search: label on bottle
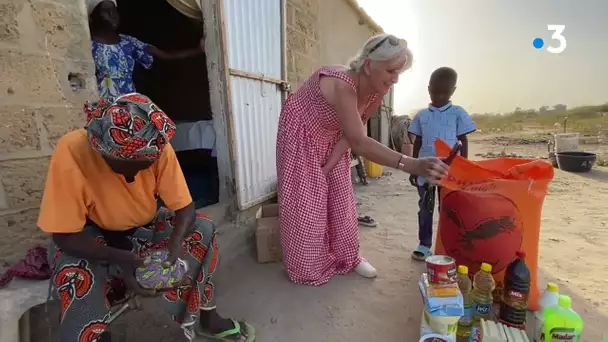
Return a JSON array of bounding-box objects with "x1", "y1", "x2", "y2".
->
[
  {"x1": 533, "y1": 318, "x2": 543, "y2": 342},
  {"x1": 508, "y1": 289, "x2": 524, "y2": 299},
  {"x1": 468, "y1": 327, "x2": 481, "y2": 342},
  {"x1": 505, "y1": 288, "x2": 528, "y2": 306},
  {"x1": 459, "y1": 305, "x2": 473, "y2": 325},
  {"x1": 473, "y1": 302, "x2": 492, "y2": 317},
  {"x1": 548, "y1": 328, "x2": 579, "y2": 341}
]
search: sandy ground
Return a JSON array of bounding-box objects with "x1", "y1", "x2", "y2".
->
[{"x1": 30, "y1": 134, "x2": 608, "y2": 341}]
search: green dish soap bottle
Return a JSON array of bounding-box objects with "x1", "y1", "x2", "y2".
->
[{"x1": 542, "y1": 295, "x2": 583, "y2": 342}]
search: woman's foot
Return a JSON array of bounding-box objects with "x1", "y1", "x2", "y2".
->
[
  {"x1": 99, "y1": 331, "x2": 112, "y2": 342},
  {"x1": 199, "y1": 309, "x2": 235, "y2": 334},
  {"x1": 355, "y1": 259, "x2": 377, "y2": 278},
  {"x1": 198, "y1": 309, "x2": 256, "y2": 341}
]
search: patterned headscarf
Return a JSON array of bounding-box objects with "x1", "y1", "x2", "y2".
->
[{"x1": 84, "y1": 93, "x2": 176, "y2": 161}]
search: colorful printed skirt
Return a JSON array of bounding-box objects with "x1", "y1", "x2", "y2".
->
[{"x1": 47, "y1": 208, "x2": 219, "y2": 341}]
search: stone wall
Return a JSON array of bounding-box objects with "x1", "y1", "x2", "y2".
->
[{"x1": 0, "y1": 0, "x2": 97, "y2": 268}]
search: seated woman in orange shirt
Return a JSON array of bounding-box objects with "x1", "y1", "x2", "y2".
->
[{"x1": 38, "y1": 93, "x2": 254, "y2": 341}]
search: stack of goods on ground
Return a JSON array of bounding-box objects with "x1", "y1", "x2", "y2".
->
[
  {"x1": 418, "y1": 255, "x2": 463, "y2": 341},
  {"x1": 429, "y1": 139, "x2": 583, "y2": 341},
  {"x1": 419, "y1": 252, "x2": 584, "y2": 341},
  {"x1": 433, "y1": 138, "x2": 556, "y2": 312}
]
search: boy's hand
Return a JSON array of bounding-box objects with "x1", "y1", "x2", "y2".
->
[{"x1": 408, "y1": 174, "x2": 417, "y2": 187}]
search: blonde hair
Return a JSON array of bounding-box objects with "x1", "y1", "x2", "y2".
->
[{"x1": 348, "y1": 34, "x2": 413, "y2": 73}]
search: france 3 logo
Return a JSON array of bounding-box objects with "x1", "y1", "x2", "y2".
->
[{"x1": 532, "y1": 25, "x2": 567, "y2": 54}]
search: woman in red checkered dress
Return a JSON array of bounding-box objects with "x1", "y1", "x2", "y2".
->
[{"x1": 276, "y1": 34, "x2": 450, "y2": 285}]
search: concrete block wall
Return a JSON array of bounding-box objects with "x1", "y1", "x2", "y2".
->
[
  {"x1": 285, "y1": 0, "x2": 320, "y2": 91},
  {"x1": 285, "y1": 0, "x2": 379, "y2": 92},
  {"x1": 318, "y1": 0, "x2": 376, "y2": 68},
  {"x1": 0, "y1": 0, "x2": 97, "y2": 268}
]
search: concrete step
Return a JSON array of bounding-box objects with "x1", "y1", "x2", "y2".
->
[
  {"x1": 196, "y1": 201, "x2": 258, "y2": 267},
  {"x1": 195, "y1": 201, "x2": 231, "y2": 224},
  {"x1": 215, "y1": 219, "x2": 256, "y2": 268}
]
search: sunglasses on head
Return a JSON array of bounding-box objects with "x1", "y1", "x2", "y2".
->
[{"x1": 368, "y1": 35, "x2": 406, "y2": 55}]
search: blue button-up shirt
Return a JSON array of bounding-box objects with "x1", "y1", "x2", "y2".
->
[{"x1": 408, "y1": 102, "x2": 476, "y2": 185}]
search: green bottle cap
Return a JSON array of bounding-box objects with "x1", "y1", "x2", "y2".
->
[{"x1": 558, "y1": 295, "x2": 571, "y2": 309}]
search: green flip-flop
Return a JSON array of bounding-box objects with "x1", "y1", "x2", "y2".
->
[
  {"x1": 195, "y1": 319, "x2": 256, "y2": 341},
  {"x1": 411, "y1": 245, "x2": 433, "y2": 261}
]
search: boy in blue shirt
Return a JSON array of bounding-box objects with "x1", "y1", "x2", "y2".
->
[{"x1": 407, "y1": 67, "x2": 477, "y2": 261}]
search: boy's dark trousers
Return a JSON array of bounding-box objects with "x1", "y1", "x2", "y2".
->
[{"x1": 416, "y1": 184, "x2": 441, "y2": 248}]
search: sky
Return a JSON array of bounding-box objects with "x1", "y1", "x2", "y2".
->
[{"x1": 356, "y1": 0, "x2": 608, "y2": 115}]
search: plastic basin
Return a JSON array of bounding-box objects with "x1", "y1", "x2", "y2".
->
[{"x1": 556, "y1": 151, "x2": 597, "y2": 173}]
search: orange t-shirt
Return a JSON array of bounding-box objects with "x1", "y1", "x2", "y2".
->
[{"x1": 38, "y1": 129, "x2": 193, "y2": 233}]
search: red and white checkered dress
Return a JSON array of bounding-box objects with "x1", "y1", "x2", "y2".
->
[{"x1": 276, "y1": 67, "x2": 379, "y2": 285}]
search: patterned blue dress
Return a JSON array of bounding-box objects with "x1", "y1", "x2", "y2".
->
[{"x1": 91, "y1": 34, "x2": 154, "y2": 99}]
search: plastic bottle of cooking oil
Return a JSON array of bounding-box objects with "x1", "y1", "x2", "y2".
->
[
  {"x1": 456, "y1": 265, "x2": 473, "y2": 339},
  {"x1": 471, "y1": 263, "x2": 495, "y2": 325}
]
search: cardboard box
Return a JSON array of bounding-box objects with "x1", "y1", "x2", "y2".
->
[{"x1": 255, "y1": 203, "x2": 282, "y2": 263}]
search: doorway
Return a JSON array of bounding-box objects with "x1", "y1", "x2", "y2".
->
[{"x1": 117, "y1": 0, "x2": 219, "y2": 208}]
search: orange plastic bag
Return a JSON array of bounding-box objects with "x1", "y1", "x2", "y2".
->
[{"x1": 434, "y1": 140, "x2": 554, "y2": 311}]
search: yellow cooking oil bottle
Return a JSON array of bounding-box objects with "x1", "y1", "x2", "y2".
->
[
  {"x1": 471, "y1": 263, "x2": 495, "y2": 324},
  {"x1": 456, "y1": 265, "x2": 473, "y2": 339},
  {"x1": 542, "y1": 295, "x2": 583, "y2": 342}
]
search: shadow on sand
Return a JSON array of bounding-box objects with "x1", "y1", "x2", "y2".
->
[{"x1": 571, "y1": 167, "x2": 608, "y2": 182}]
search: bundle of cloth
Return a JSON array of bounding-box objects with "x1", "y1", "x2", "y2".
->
[{"x1": 389, "y1": 114, "x2": 413, "y2": 152}]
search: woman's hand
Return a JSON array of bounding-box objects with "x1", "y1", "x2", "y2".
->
[
  {"x1": 163, "y1": 203, "x2": 195, "y2": 266},
  {"x1": 163, "y1": 239, "x2": 183, "y2": 267},
  {"x1": 411, "y1": 157, "x2": 449, "y2": 184},
  {"x1": 118, "y1": 253, "x2": 157, "y2": 297},
  {"x1": 321, "y1": 164, "x2": 330, "y2": 176}
]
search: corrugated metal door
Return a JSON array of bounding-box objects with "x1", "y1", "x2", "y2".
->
[{"x1": 221, "y1": 0, "x2": 286, "y2": 210}]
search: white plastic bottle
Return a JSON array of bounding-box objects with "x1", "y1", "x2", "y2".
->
[{"x1": 533, "y1": 282, "x2": 560, "y2": 342}]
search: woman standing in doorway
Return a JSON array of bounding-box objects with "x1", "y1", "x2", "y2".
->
[
  {"x1": 87, "y1": 0, "x2": 204, "y2": 99},
  {"x1": 276, "y1": 34, "x2": 449, "y2": 286}
]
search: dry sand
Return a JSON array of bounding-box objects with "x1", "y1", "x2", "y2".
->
[{"x1": 30, "y1": 133, "x2": 607, "y2": 341}]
